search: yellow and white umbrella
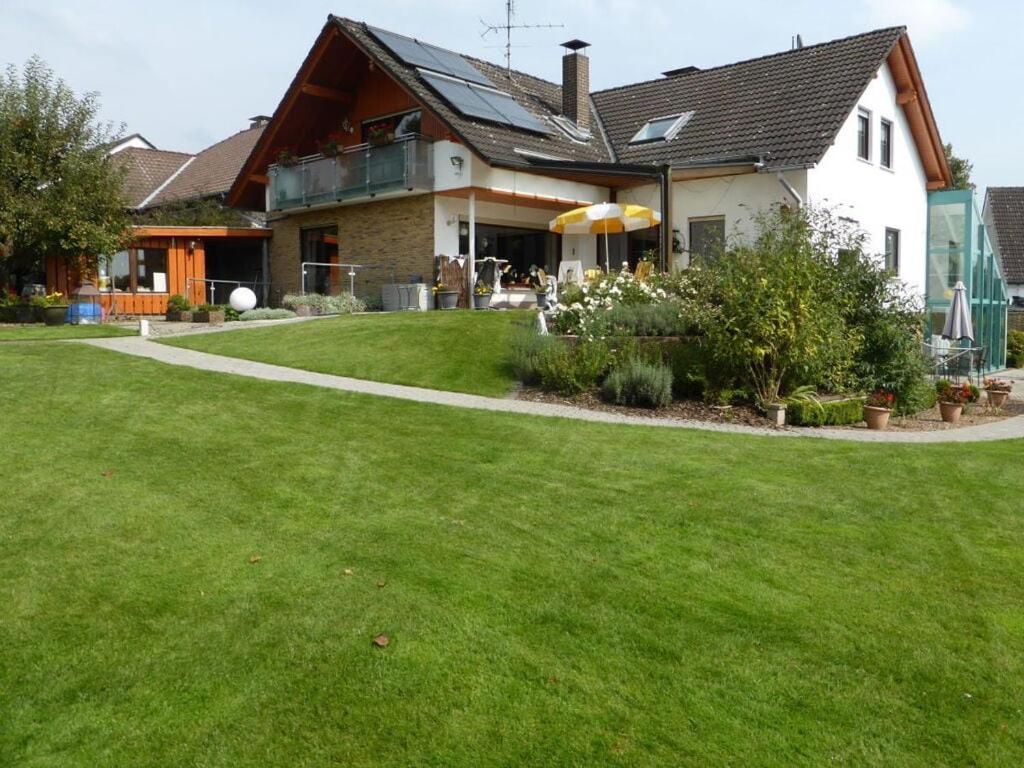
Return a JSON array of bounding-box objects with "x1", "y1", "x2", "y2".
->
[{"x1": 549, "y1": 203, "x2": 662, "y2": 271}]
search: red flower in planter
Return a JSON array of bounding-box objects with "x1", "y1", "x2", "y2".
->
[{"x1": 866, "y1": 387, "x2": 895, "y2": 409}]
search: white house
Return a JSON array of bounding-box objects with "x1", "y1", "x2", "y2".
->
[{"x1": 227, "y1": 17, "x2": 951, "y2": 307}]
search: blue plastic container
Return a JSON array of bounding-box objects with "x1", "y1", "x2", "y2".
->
[{"x1": 67, "y1": 302, "x2": 104, "y2": 325}]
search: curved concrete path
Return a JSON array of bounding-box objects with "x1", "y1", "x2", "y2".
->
[{"x1": 83, "y1": 336, "x2": 1024, "y2": 444}]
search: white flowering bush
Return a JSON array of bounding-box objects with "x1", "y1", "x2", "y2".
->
[{"x1": 549, "y1": 269, "x2": 691, "y2": 339}]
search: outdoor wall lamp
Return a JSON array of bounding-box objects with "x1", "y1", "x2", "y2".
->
[
  {"x1": 450, "y1": 155, "x2": 464, "y2": 175},
  {"x1": 188, "y1": 240, "x2": 197, "y2": 253}
]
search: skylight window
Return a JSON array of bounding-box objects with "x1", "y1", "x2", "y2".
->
[
  {"x1": 629, "y1": 111, "x2": 693, "y2": 144},
  {"x1": 550, "y1": 115, "x2": 591, "y2": 142}
]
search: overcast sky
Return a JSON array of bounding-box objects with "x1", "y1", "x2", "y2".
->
[{"x1": 2, "y1": 0, "x2": 1018, "y2": 191}]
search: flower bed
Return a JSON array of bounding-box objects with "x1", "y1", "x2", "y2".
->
[{"x1": 514, "y1": 206, "x2": 970, "y2": 428}]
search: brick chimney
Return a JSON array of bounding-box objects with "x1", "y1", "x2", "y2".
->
[{"x1": 561, "y1": 40, "x2": 591, "y2": 132}]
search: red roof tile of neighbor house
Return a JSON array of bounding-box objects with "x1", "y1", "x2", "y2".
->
[
  {"x1": 147, "y1": 125, "x2": 265, "y2": 207},
  {"x1": 985, "y1": 187, "x2": 1024, "y2": 284},
  {"x1": 112, "y1": 147, "x2": 193, "y2": 208}
]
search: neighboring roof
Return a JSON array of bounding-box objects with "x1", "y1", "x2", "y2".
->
[
  {"x1": 111, "y1": 147, "x2": 193, "y2": 208},
  {"x1": 147, "y1": 125, "x2": 264, "y2": 207},
  {"x1": 985, "y1": 187, "x2": 1024, "y2": 284},
  {"x1": 335, "y1": 18, "x2": 611, "y2": 167},
  {"x1": 592, "y1": 27, "x2": 904, "y2": 169},
  {"x1": 107, "y1": 133, "x2": 157, "y2": 154}
]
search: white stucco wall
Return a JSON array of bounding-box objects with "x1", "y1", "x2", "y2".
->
[
  {"x1": 807, "y1": 62, "x2": 929, "y2": 299},
  {"x1": 619, "y1": 171, "x2": 807, "y2": 267}
]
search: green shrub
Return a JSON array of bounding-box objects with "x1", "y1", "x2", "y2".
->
[
  {"x1": 600, "y1": 359, "x2": 673, "y2": 408},
  {"x1": 604, "y1": 302, "x2": 694, "y2": 337},
  {"x1": 166, "y1": 294, "x2": 190, "y2": 312},
  {"x1": 239, "y1": 308, "x2": 297, "y2": 321},
  {"x1": 536, "y1": 339, "x2": 612, "y2": 395},
  {"x1": 1007, "y1": 330, "x2": 1024, "y2": 368},
  {"x1": 224, "y1": 306, "x2": 240, "y2": 322},
  {"x1": 787, "y1": 397, "x2": 866, "y2": 427},
  {"x1": 895, "y1": 377, "x2": 937, "y2": 415},
  {"x1": 510, "y1": 322, "x2": 556, "y2": 386}
]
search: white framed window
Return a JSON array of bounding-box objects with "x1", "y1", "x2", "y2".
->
[
  {"x1": 885, "y1": 228, "x2": 900, "y2": 273},
  {"x1": 857, "y1": 108, "x2": 871, "y2": 161},
  {"x1": 629, "y1": 111, "x2": 694, "y2": 144},
  {"x1": 880, "y1": 118, "x2": 893, "y2": 169}
]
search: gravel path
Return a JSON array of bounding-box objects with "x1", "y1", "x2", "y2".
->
[{"x1": 82, "y1": 336, "x2": 1024, "y2": 444}]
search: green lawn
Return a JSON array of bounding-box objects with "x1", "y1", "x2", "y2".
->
[
  {"x1": 3, "y1": 343, "x2": 1024, "y2": 766},
  {"x1": 163, "y1": 310, "x2": 523, "y2": 396},
  {"x1": 0, "y1": 323, "x2": 135, "y2": 341}
]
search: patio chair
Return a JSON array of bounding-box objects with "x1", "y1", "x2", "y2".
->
[{"x1": 558, "y1": 260, "x2": 583, "y2": 287}]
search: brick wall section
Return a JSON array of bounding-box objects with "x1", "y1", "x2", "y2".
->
[
  {"x1": 267, "y1": 193, "x2": 435, "y2": 301},
  {"x1": 1009, "y1": 309, "x2": 1024, "y2": 333}
]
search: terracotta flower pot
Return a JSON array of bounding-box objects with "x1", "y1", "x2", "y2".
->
[
  {"x1": 863, "y1": 405, "x2": 892, "y2": 430},
  {"x1": 939, "y1": 401, "x2": 963, "y2": 424},
  {"x1": 986, "y1": 389, "x2": 1010, "y2": 408}
]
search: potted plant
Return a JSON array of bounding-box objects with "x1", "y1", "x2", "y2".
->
[
  {"x1": 937, "y1": 380, "x2": 972, "y2": 424},
  {"x1": 192, "y1": 304, "x2": 226, "y2": 324},
  {"x1": 165, "y1": 294, "x2": 193, "y2": 322},
  {"x1": 41, "y1": 292, "x2": 68, "y2": 326},
  {"x1": 533, "y1": 272, "x2": 550, "y2": 310},
  {"x1": 366, "y1": 122, "x2": 392, "y2": 147},
  {"x1": 473, "y1": 280, "x2": 493, "y2": 310},
  {"x1": 433, "y1": 282, "x2": 459, "y2": 310},
  {"x1": 863, "y1": 387, "x2": 895, "y2": 430},
  {"x1": 317, "y1": 130, "x2": 346, "y2": 157},
  {"x1": 274, "y1": 147, "x2": 299, "y2": 167},
  {"x1": 984, "y1": 377, "x2": 1013, "y2": 408}
]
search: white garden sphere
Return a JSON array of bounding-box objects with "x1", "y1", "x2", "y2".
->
[{"x1": 229, "y1": 287, "x2": 257, "y2": 312}]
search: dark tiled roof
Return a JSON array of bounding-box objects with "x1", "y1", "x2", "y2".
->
[
  {"x1": 148, "y1": 125, "x2": 265, "y2": 207},
  {"x1": 111, "y1": 147, "x2": 192, "y2": 207},
  {"x1": 986, "y1": 187, "x2": 1024, "y2": 283},
  {"x1": 593, "y1": 27, "x2": 904, "y2": 168},
  {"x1": 335, "y1": 18, "x2": 612, "y2": 167},
  {"x1": 339, "y1": 20, "x2": 904, "y2": 171}
]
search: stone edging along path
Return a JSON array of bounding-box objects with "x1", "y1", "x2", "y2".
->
[{"x1": 81, "y1": 336, "x2": 1024, "y2": 444}]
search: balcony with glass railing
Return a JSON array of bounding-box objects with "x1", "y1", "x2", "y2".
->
[{"x1": 268, "y1": 135, "x2": 433, "y2": 212}]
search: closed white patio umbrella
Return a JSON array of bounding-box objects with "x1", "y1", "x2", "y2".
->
[{"x1": 942, "y1": 281, "x2": 974, "y2": 342}]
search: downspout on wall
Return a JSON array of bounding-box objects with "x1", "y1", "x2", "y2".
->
[
  {"x1": 776, "y1": 171, "x2": 803, "y2": 209},
  {"x1": 659, "y1": 164, "x2": 673, "y2": 271}
]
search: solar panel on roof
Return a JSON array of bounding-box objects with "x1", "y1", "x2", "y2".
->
[
  {"x1": 419, "y1": 72, "x2": 549, "y2": 135},
  {"x1": 367, "y1": 26, "x2": 493, "y2": 87}
]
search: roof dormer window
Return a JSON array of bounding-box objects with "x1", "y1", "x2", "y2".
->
[
  {"x1": 550, "y1": 114, "x2": 591, "y2": 142},
  {"x1": 629, "y1": 111, "x2": 693, "y2": 144}
]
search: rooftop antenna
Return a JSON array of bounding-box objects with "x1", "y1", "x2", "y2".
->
[
  {"x1": 791, "y1": 33, "x2": 804, "y2": 50},
  {"x1": 480, "y1": 0, "x2": 563, "y2": 76}
]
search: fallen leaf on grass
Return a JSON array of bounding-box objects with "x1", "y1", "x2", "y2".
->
[
  {"x1": 372, "y1": 634, "x2": 390, "y2": 648},
  {"x1": 343, "y1": 568, "x2": 353, "y2": 576},
  {"x1": 249, "y1": 554, "x2": 262, "y2": 564},
  {"x1": 377, "y1": 581, "x2": 387, "y2": 588},
  {"x1": 100, "y1": 470, "x2": 114, "y2": 477}
]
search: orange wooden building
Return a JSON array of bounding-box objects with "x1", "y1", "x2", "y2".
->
[{"x1": 46, "y1": 226, "x2": 272, "y2": 315}]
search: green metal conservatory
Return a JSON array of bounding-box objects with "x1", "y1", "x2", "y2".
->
[{"x1": 926, "y1": 189, "x2": 1009, "y2": 372}]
